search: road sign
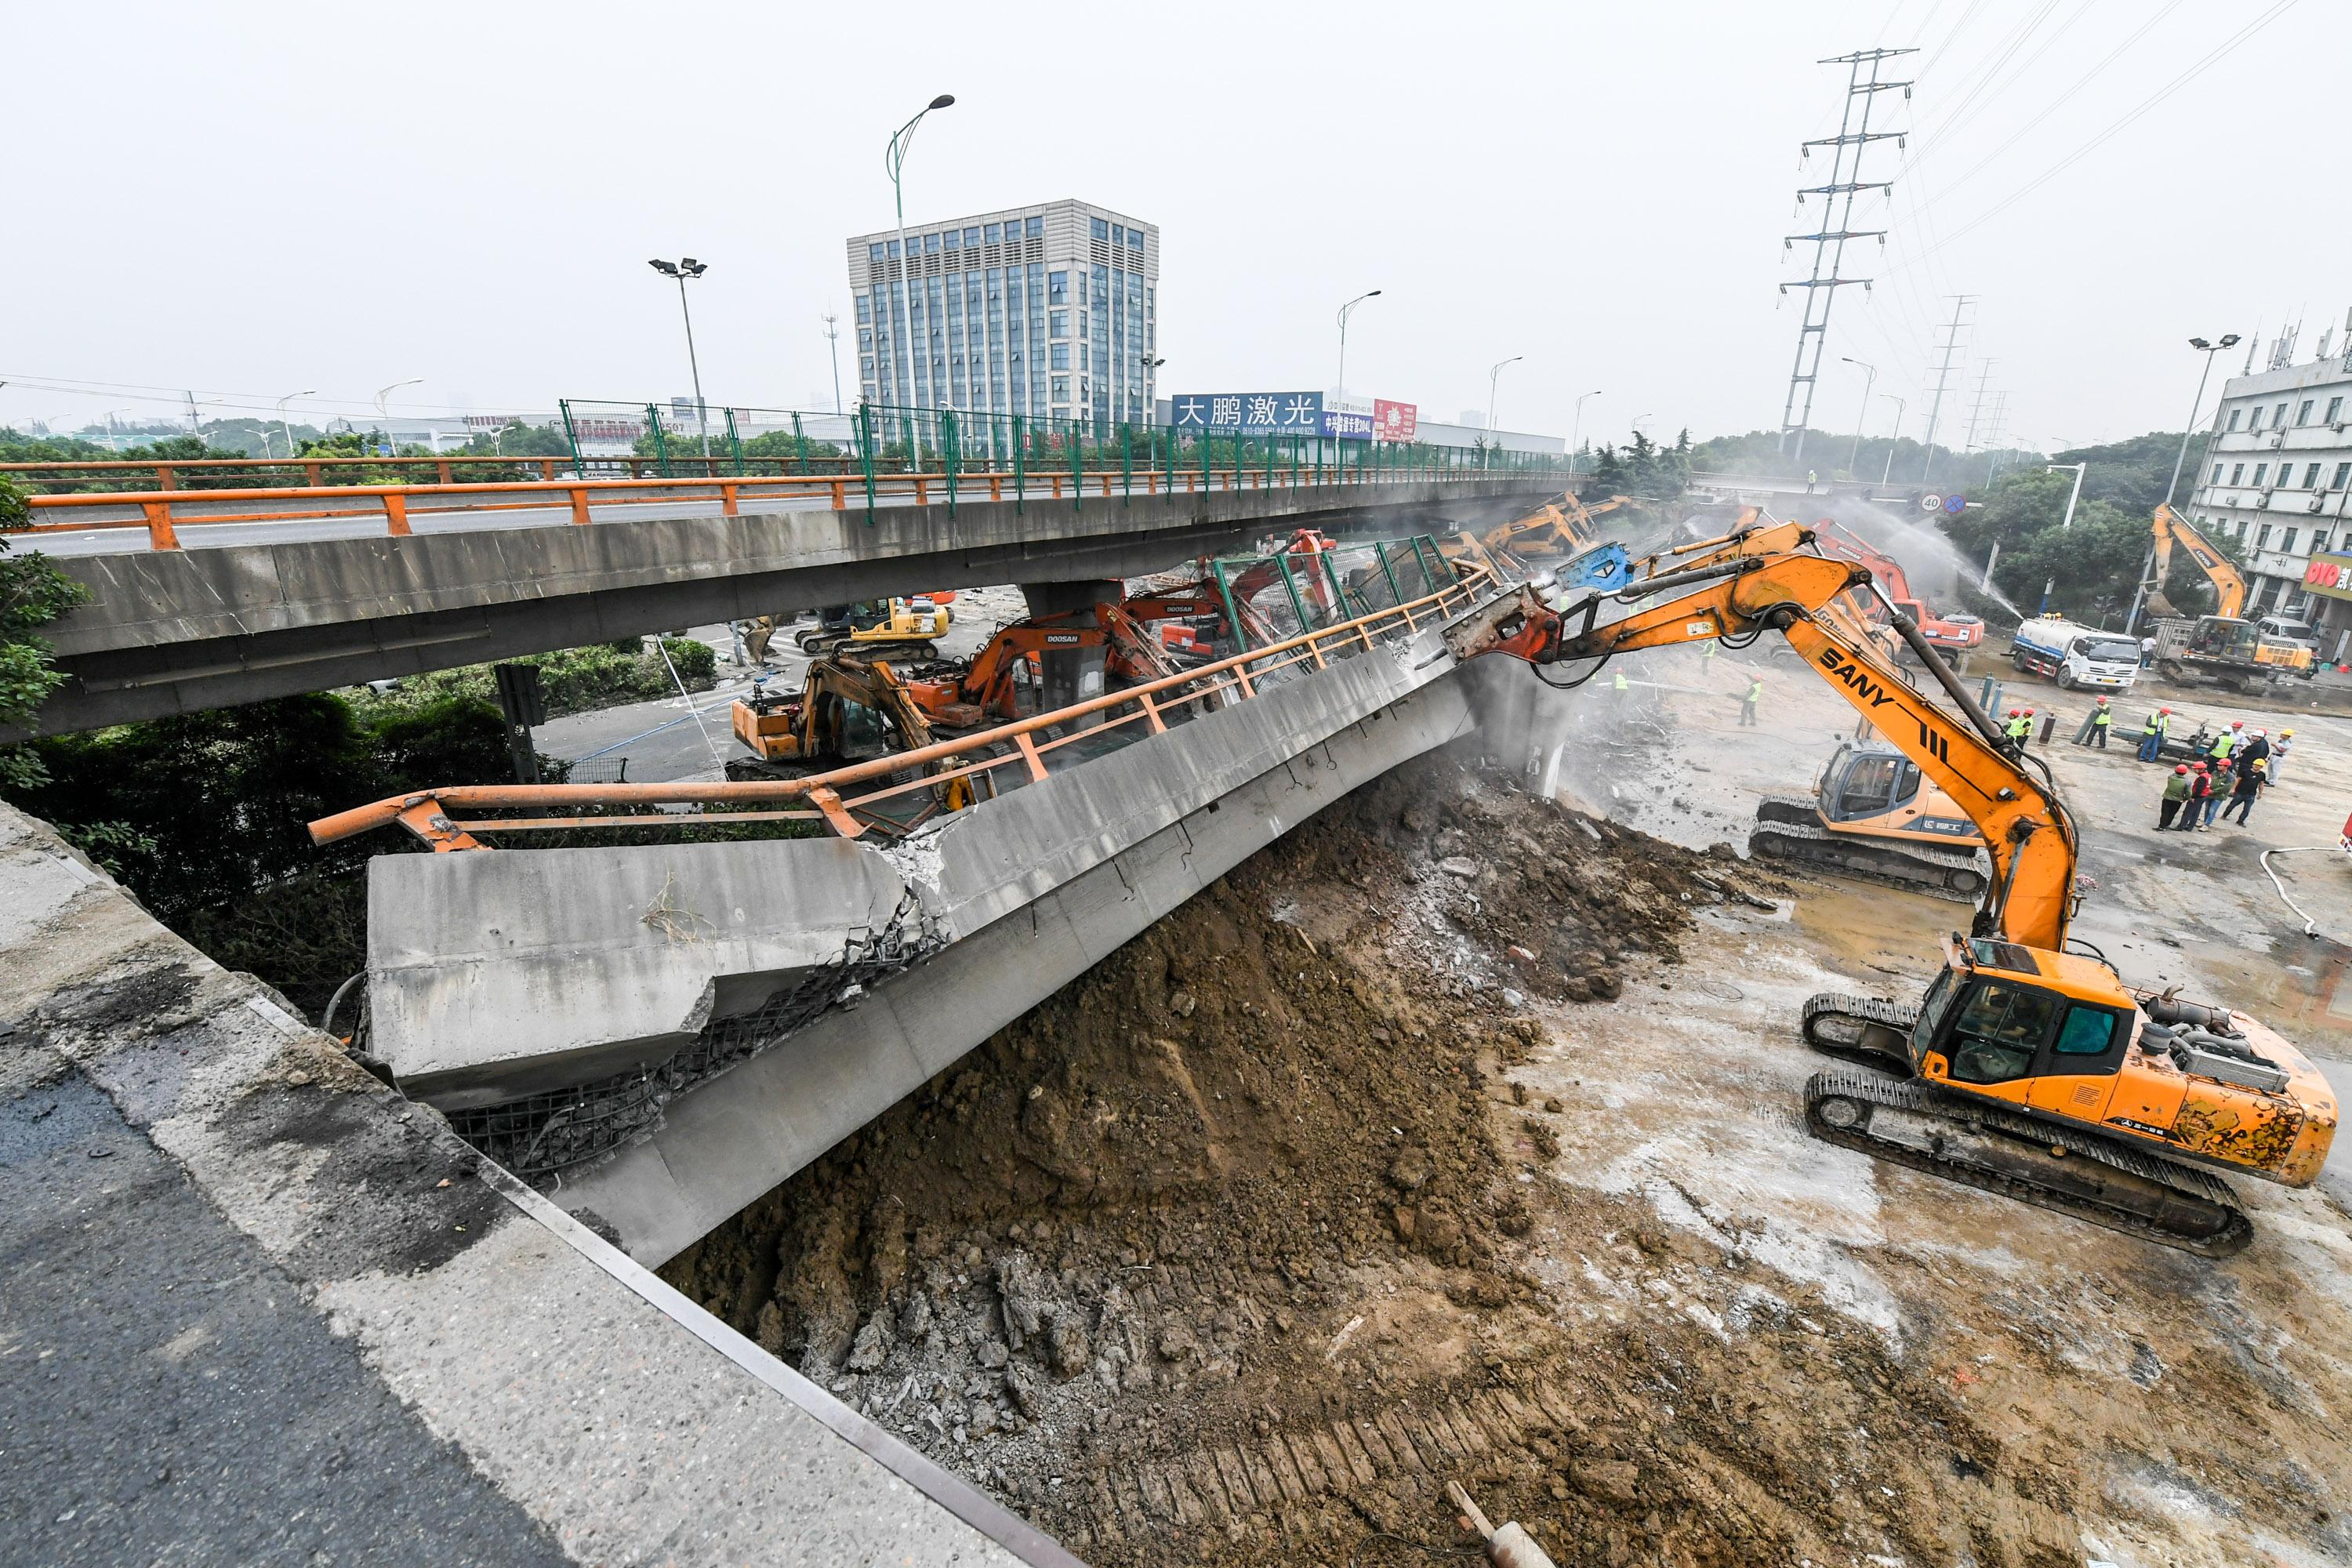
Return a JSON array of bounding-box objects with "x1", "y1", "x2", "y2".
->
[
  {"x1": 1920, "y1": 494, "x2": 1944, "y2": 514},
  {"x1": 1944, "y1": 493, "x2": 1966, "y2": 514}
]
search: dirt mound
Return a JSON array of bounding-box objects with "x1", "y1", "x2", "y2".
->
[{"x1": 673, "y1": 752, "x2": 2001, "y2": 1564}]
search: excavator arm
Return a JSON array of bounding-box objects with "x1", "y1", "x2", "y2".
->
[
  {"x1": 2149, "y1": 503, "x2": 2246, "y2": 619},
  {"x1": 1445, "y1": 554, "x2": 2079, "y2": 951}
]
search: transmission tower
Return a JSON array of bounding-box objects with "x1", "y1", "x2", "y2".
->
[
  {"x1": 1777, "y1": 46, "x2": 1915, "y2": 464},
  {"x1": 1962, "y1": 361, "x2": 1998, "y2": 455},
  {"x1": 1918, "y1": 296, "x2": 1975, "y2": 487}
]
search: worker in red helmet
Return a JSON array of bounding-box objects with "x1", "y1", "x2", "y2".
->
[
  {"x1": 2005, "y1": 709, "x2": 2031, "y2": 746},
  {"x1": 2159, "y1": 763, "x2": 2192, "y2": 831},
  {"x1": 2137, "y1": 704, "x2": 2172, "y2": 762},
  {"x1": 2089, "y1": 695, "x2": 2112, "y2": 750}
]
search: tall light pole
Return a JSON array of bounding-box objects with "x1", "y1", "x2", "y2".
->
[
  {"x1": 1572, "y1": 390, "x2": 1602, "y2": 468},
  {"x1": 1877, "y1": 394, "x2": 1907, "y2": 490},
  {"x1": 647, "y1": 258, "x2": 712, "y2": 460},
  {"x1": 2131, "y1": 332, "x2": 2242, "y2": 633},
  {"x1": 2039, "y1": 459, "x2": 2088, "y2": 613},
  {"x1": 1839, "y1": 356, "x2": 1876, "y2": 475},
  {"x1": 277, "y1": 390, "x2": 314, "y2": 459},
  {"x1": 376, "y1": 378, "x2": 422, "y2": 452},
  {"x1": 1486, "y1": 356, "x2": 1523, "y2": 447},
  {"x1": 1334, "y1": 289, "x2": 1381, "y2": 405},
  {"x1": 886, "y1": 93, "x2": 956, "y2": 466},
  {"x1": 822, "y1": 312, "x2": 844, "y2": 416}
]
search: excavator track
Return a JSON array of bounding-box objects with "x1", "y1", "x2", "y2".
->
[
  {"x1": 1748, "y1": 808, "x2": 1988, "y2": 902},
  {"x1": 1799, "y1": 993, "x2": 1917, "y2": 1071},
  {"x1": 1802, "y1": 1068, "x2": 2252, "y2": 1258}
]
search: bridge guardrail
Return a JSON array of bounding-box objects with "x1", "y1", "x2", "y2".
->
[{"x1": 307, "y1": 553, "x2": 1501, "y2": 851}]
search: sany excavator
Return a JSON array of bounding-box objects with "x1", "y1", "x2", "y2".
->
[{"x1": 1444, "y1": 533, "x2": 2336, "y2": 1254}]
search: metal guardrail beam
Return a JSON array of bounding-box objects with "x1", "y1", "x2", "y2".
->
[{"x1": 307, "y1": 558, "x2": 1499, "y2": 851}]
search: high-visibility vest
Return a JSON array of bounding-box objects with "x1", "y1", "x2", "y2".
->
[
  {"x1": 1613, "y1": 671, "x2": 1629, "y2": 692},
  {"x1": 2007, "y1": 717, "x2": 2029, "y2": 739},
  {"x1": 1745, "y1": 680, "x2": 1762, "y2": 702},
  {"x1": 2211, "y1": 733, "x2": 2236, "y2": 759},
  {"x1": 2092, "y1": 708, "x2": 2111, "y2": 728},
  {"x1": 2143, "y1": 713, "x2": 2164, "y2": 735}
]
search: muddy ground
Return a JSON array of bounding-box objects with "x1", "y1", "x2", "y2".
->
[{"x1": 664, "y1": 648, "x2": 2352, "y2": 1568}]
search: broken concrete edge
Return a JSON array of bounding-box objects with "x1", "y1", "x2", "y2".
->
[
  {"x1": 484, "y1": 1163, "x2": 1087, "y2": 1568},
  {"x1": 0, "y1": 800, "x2": 1079, "y2": 1568}
]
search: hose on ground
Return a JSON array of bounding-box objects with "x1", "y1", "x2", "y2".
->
[{"x1": 2257, "y1": 846, "x2": 2329, "y2": 938}]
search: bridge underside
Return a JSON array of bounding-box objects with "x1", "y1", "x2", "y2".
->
[
  {"x1": 362, "y1": 613, "x2": 1495, "y2": 1266},
  {"x1": 27, "y1": 480, "x2": 1548, "y2": 735}
]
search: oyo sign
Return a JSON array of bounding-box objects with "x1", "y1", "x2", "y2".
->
[{"x1": 2303, "y1": 555, "x2": 2352, "y2": 600}]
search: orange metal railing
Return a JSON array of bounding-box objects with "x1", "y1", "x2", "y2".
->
[
  {"x1": 0, "y1": 454, "x2": 862, "y2": 492},
  {"x1": 13, "y1": 466, "x2": 1537, "y2": 552},
  {"x1": 307, "y1": 561, "x2": 1500, "y2": 852}
]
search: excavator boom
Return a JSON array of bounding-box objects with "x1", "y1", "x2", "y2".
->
[
  {"x1": 2148, "y1": 503, "x2": 2246, "y2": 619},
  {"x1": 1446, "y1": 554, "x2": 2077, "y2": 951}
]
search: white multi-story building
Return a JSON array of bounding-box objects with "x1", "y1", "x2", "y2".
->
[
  {"x1": 2184, "y1": 346, "x2": 2352, "y2": 628},
  {"x1": 847, "y1": 198, "x2": 1159, "y2": 430}
]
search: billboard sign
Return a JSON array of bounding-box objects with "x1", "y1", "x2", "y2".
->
[
  {"x1": 1168, "y1": 391, "x2": 1323, "y2": 433},
  {"x1": 2303, "y1": 554, "x2": 2352, "y2": 600},
  {"x1": 1320, "y1": 405, "x2": 1375, "y2": 441},
  {"x1": 1373, "y1": 399, "x2": 1418, "y2": 443}
]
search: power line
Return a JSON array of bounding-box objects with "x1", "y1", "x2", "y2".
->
[
  {"x1": 1918, "y1": 295, "x2": 1975, "y2": 487},
  {"x1": 1894, "y1": 0, "x2": 2300, "y2": 269}
]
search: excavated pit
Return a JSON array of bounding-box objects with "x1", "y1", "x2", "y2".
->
[{"x1": 661, "y1": 701, "x2": 2352, "y2": 1568}]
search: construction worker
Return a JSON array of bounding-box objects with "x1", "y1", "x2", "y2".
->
[
  {"x1": 2089, "y1": 696, "x2": 2112, "y2": 749},
  {"x1": 2271, "y1": 728, "x2": 2295, "y2": 782},
  {"x1": 2137, "y1": 706, "x2": 2172, "y2": 763},
  {"x1": 2239, "y1": 727, "x2": 2273, "y2": 780},
  {"x1": 2004, "y1": 709, "x2": 2030, "y2": 747},
  {"x1": 2207, "y1": 721, "x2": 2240, "y2": 782},
  {"x1": 2180, "y1": 763, "x2": 2215, "y2": 831},
  {"x1": 2158, "y1": 764, "x2": 2192, "y2": 832},
  {"x1": 1613, "y1": 669, "x2": 1630, "y2": 699},
  {"x1": 2022, "y1": 706, "x2": 2039, "y2": 748},
  {"x1": 2220, "y1": 756, "x2": 2267, "y2": 826},
  {"x1": 1740, "y1": 673, "x2": 1762, "y2": 728}
]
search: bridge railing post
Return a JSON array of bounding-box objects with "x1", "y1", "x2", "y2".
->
[{"x1": 141, "y1": 499, "x2": 180, "y2": 550}]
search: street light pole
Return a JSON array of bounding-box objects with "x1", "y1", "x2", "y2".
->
[
  {"x1": 1334, "y1": 289, "x2": 1381, "y2": 405},
  {"x1": 1572, "y1": 390, "x2": 1602, "y2": 469},
  {"x1": 822, "y1": 313, "x2": 844, "y2": 416},
  {"x1": 2038, "y1": 460, "x2": 2088, "y2": 613},
  {"x1": 647, "y1": 259, "x2": 712, "y2": 460},
  {"x1": 376, "y1": 378, "x2": 422, "y2": 452},
  {"x1": 1486, "y1": 356, "x2": 1523, "y2": 455},
  {"x1": 276, "y1": 390, "x2": 315, "y2": 460},
  {"x1": 1839, "y1": 356, "x2": 1876, "y2": 476},
  {"x1": 1877, "y1": 394, "x2": 1907, "y2": 490},
  {"x1": 2130, "y1": 332, "x2": 2242, "y2": 633},
  {"x1": 885, "y1": 93, "x2": 956, "y2": 466}
]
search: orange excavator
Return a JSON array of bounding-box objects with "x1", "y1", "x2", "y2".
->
[
  {"x1": 1443, "y1": 534, "x2": 2336, "y2": 1254},
  {"x1": 1479, "y1": 492, "x2": 1630, "y2": 562}
]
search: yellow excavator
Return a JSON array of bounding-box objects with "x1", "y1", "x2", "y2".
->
[
  {"x1": 1445, "y1": 532, "x2": 2336, "y2": 1254},
  {"x1": 2145, "y1": 503, "x2": 2245, "y2": 619},
  {"x1": 1479, "y1": 492, "x2": 1631, "y2": 561}
]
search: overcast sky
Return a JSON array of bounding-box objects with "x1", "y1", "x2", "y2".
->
[{"x1": 6, "y1": 0, "x2": 2337, "y2": 456}]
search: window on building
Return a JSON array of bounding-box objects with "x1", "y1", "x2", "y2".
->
[
  {"x1": 2329, "y1": 396, "x2": 2344, "y2": 424},
  {"x1": 2253, "y1": 463, "x2": 2269, "y2": 485},
  {"x1": 1050, "y1": 344, "x2": 1070, "y2": 370},
  {"x1": 1048, "y1": 270, "x2": 1068, "y2": 304},
  {"x1": 1025, "y1": 216, "x2": 1044, "y2": 237},
  {"x1": 2275, "y1": 402, "x2": 2290, "y2": 426},
  {"x1": 1091, "y1": 216, "x2": 1109, "y2": 241},
  {"x1": 2283, "y1": 528, "x2": 2299, "y2": 553},
  {"x1": 869, "y1": 243, "x2": 886, "y2": 262},
  {"x1": 2211, "y1": 462, "x2": 2225, "y2": 484},
  {"x1": 2258, "y1": 524, "x2": 2274, "y2": 549},
  {"x1": 855, "y1": 295, "x2": 872, "y2": 323},
  {"x1": 2228, "y1": 408, "x2": 2243, "y2": 430},
  {"x1": 964, "y1": 227, "x2": 982, "y2": 247},
  {"x1": 985, "y1": 223, "x2": 1001, "y2": 243},
  {"x1": 1051, "y1": 376, "x2": 1070, "y2": 401},
  {"x1": 2307, "y1": 463, "x2": 2325, "y2": 488},
  {"x1": 2231, "y1": 463, "x2": 2246, "y2": 484},
  {"x1": 924, "y1": 232, "x2": 941, "y2": 252},
  {"x1": 861, "y1": 357, "x2": 875, "y2": 375},
  {"x1": 2335, "y1": 462, "x2": 2351, "y2": 489},
  {"x1": 858, "y1": 328, "x2": 873, "y2": 349},
  {"x1": 2236, "y1": 518, "x2": 2250, "y2": 539},
  {"x1": 2316, "y1": 532, "x2": 2332, "y2": 554},
  {"x1": 2299, "y1": 399, "x2": 2315, "y2": 424},
  {"x1": 942, "y1": 230, "x2": 960, "y2": 252},
  {"x1": 1050, "y1": 310, "x2": 1068, "y2": 338},
  {"x1": 885, "y1": 239, "x2": 899, "y2": 257}
]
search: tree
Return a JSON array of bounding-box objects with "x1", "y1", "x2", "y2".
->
[{"x1": 0, "y1": 474, "x2": 90, "y2": 790}]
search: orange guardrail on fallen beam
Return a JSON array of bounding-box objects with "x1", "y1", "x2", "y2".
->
[{"x1": 306, "y1": 560, "x2": 1499, "y2": 852}]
